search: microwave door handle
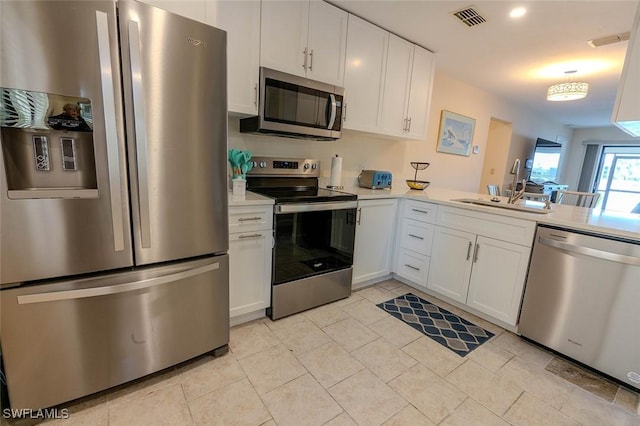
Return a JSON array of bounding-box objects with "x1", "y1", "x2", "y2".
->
[
  {"x1": 327, "y1": 93, "x2": 337, "y2": 130},
  {"x1": 128, "y1": 19, "x2": 152, "y2": 249},
  {"x1": 96, "y1": 11, "x2": 125, "y2": 252}
]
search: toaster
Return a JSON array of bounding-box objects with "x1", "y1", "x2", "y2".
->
[{"x1": 358, "y1": 170, "x2": 392, "y2": 189}]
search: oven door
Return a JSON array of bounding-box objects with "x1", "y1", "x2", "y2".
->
[{"x1": 273, "y1": 201, "x2": 357, "y2": 285}]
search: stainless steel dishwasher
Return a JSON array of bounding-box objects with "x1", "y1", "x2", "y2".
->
[{"x1": 519, "y1": 225, "x2": 640, "y2": 390}]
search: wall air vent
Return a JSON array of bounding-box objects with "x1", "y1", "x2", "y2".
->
[
  {"x1": 588, "y1": 31, "x2": 630, "y2": 47},
  {"x1": 452, "y1": 6, "x2": 487, "y2": 27}
]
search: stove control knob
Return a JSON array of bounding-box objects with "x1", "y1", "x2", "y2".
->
[
  {"x1": 311, "y1": 163, "x2": 318, "y2": 170},
  {"x1": 303, "y1": 163, "x2": 310, "y2": 170},
  {"x1": 259, "y1": 161, "x2": 267, "y2": 168}
]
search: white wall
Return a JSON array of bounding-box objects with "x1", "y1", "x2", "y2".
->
[
  {"x1": 563, "y1": 126, "x2": 640, "y2": 189},
  {"x1": 228, "y1": 70, "x2": 572, "y2": 192}
]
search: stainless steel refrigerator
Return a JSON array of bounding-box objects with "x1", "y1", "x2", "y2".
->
[{"x1": 0, "y1": 0, "x2": 229, "y2": 410}]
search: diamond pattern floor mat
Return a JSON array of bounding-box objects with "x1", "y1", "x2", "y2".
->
[{"x1": 377, "y1": 293, "x2": 494, "y2": 356}]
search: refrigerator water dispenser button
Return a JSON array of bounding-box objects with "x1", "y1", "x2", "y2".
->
[
  {"x1": 33, "y1": 136, "x2": 50, "y2": 171},
  {"x1": 61, "y1": 138, "x2": 77, "y2": 170}
]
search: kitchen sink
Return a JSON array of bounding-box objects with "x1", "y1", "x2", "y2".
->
[{"x1": 452, "y1": 198, "x2": 551, "y2": 214}]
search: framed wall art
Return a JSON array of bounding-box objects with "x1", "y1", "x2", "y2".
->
[{"x1": 436, "y1": 110, "x2": 476, "y2": 157}]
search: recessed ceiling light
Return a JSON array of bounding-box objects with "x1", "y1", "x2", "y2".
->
[{"x1": 510, "y1": 7, "x2": 526, "y2": 18}]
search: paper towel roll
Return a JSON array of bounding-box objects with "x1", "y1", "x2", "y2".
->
[{"x1": 329, "y1": 155, "x2": 342, "y2": 188}]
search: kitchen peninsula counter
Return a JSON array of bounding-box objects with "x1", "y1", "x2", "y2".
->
[{"x1": 340, "y1": 185, "x2": 640, "y2": 241}]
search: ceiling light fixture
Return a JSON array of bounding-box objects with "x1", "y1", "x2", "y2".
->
[
  {"x1": 510, "y1": 7, "x2": 526, "y2": 18},
  {"x1": 546, "y1": 70, "x2": 589, "y2": 101}
]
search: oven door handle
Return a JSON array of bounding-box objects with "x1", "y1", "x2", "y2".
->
[{"x1": 276, "y1": 201, "x2": 357, "y2": 214}]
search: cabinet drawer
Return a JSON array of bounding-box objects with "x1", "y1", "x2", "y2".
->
[
  {"x1": 229, "y1": 205, "x2": 273, "y2": 233},
  {"x1": 400, "y1": 219, "x2": 434, "y2": 256},
  {"x1": 404, "y1": 200, "x2": 437, "y2": 224},
  {"x1": 396, "y1": 249, "x2": 430, "y2": 287}
]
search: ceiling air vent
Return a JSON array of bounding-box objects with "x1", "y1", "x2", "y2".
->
[
  {"x1": 587, "y1": 31, "x2": 630, "y2": 47},
  {"x1": 452, "y1": 6, "x2": 487, "y2": 27}
]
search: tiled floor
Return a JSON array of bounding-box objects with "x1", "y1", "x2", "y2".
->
[{"x1": 4, "y1": 280, "x2": 640, "y2": 426}]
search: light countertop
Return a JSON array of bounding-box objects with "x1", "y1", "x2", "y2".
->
[
  {"x1": 228, "y1": 191, "x2": 274, "y2": 207},
  {"x1": 229, "y1": 186, "x2": 640, "y2": 241}
]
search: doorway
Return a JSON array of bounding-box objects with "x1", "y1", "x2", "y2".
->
[{"x1": 593, "y1": 146, "x2": 640, "y2": 213}]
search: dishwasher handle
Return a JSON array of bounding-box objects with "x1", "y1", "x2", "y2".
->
[{"x1": 538, "y1": 236, "x2": 640, "y2": 266}]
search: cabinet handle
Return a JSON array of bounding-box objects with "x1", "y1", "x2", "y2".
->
[
  {"x1": 407, "y1": 117, "x2": 412, "y2": 132},
  {"x1": 253, "y1": 83, "x2": 258, "y2": 107},
  {"x1": 408, "y1": 233, "x2": 424, "y2": 240},
  {"x1": 238, "y1": 216, "x2": 262, "y2": 222},
  {"x1": 238, "y1": 233, "x2": 262, "y2": 239},
  {"x1": 356, "y1": 207, "x2": 362, "y2": 225},
  {"x1": 473, "y1": 243, "x2": 480, "y2": 263},
  {"x1": 302, "y1": 48, "x2": 308, "y2": 70},
  {"x1": 343, "y1": 103, "x2": 347, "y2": 121},
  {"x1": 411, "y1": 208, "x2": 429, "y2": 214},
  {"x1": 309, "y1": 49, "x2": 313, "y2": 71},
  {"x1": 466, "y1": 241, "x2": 472, "y2": 261},
  {"x1": 405, "y1": 264, "x2": 420, "y2": 271},
  {"x1": 403, "y1": 118, "x2": 408, "y2": 132}
]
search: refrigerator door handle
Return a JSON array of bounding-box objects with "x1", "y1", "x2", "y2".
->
[
  {"x1": 128, "y1": 19, "x2": 152, "y2": 249},
  {"x1": 96, "y1": 11, "x2": 125, "y2": 252},
  {"x1": 17, "y1": 262, "x2": 220, "y2": 305}
]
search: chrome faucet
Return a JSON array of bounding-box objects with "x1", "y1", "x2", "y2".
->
[{"x1": 508, "y1": 158, "x2": 526, "y2": 204}]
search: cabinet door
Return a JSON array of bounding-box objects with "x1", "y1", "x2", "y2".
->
[
  {"x1": 405, "y1": 46, "x2": 435, "y2": 140},
  {"x1": 343, "y1": 14, "x2": 389, "y2": 133},
  {"x1": 229, "y1": 231, "x2": 272, "y2": 317},
  {"x1": 428, "y1": 227, "x2": 475, "y2": 303},
  {"x1": 379, "y1": 34, "x2": 413, "y2": 138},
  {"x1": 137, "y1": 0, "x2": 208, "y2": 24},
  {"x1": 466, "y1": 236, "x2": 530, "y2": 326},
  {"x1": 260, "y1": 0, "x2": 309, "y2": 78},
  {"x1": 353, "y1": 199, "x2": 397, "y2": 284},
  {"x1": 215, "y1": 0, "x2": 261, "y2": 115},
  {"x1": 306, "y1": 1, "x2": 348, "y2": 86}
]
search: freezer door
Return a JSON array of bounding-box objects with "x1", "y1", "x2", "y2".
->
[
  {"x1": 118, "y1": 1, "x2": 229, "y2": 265},
  {"x1": 0, "y1": 1, "x2": 133, "y2": 285},
  {"x1": 0, "y1": 256, "x2": 229, "y2": 410}
]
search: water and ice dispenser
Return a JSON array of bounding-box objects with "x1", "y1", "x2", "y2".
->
[{"x1": 0, "y1": 88, "x2": 98, "y2": 199}]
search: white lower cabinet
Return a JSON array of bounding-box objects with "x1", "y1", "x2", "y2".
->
[
  {"x1": 352, "y1": 198, "x2": 398, "y2": 285},
  {"x1": 428, "y1": 227, "x2": 474, "y2": 302},
  {"x1": 393, "y1": 199, "x2": 437, "y2": 289},
  {"x1": 228, "y1": 205, "x2": 273, "y2": 322},
  {"x1": 427, "y1": 206, "x2": 535, "y2": 326},
  {"x1": 466, "y1": 236, "x2": 531, "y2": 324}
]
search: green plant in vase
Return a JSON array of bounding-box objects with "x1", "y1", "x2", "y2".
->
[{"x1": 228, "y1": 149, "x2": 253, "y2": 180}]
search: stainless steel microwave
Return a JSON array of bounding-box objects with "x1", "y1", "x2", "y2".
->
[{"x1": 240, "y1": 67, "x2": 344, "y2": 140}]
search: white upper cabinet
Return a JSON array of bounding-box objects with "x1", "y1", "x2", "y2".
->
[
  {"x1": 379, "y1": 35, "x2": 413, "y2": 138},
  {"x1": 306, "y1": 1, "x2": 348, "y2": 86},
  {"x1": 379, "y1": 37, "x2": 435, "y2": 140},
  {"x1": 260, "y1": 0, "x2": 309, "y2": 78},
  {"x1": 260, "y1": 0, "x2": 348, "y2": 86},
  {"x1": 612, "y1": 5, "x2": 640, "y2": 136},
  {"x1": 405, "y1": 45, "x2": 435, "y2": 140},
  {"x1": 343, "y1": 14, "x2": 389, "y2": 133},
  {"x1": 214, "y1": 1, "x2": 261, "y2": 115}
]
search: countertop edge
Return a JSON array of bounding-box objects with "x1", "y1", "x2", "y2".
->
[{"x1": 228, "y1": 187, "x2": 640, "y2": 241}]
